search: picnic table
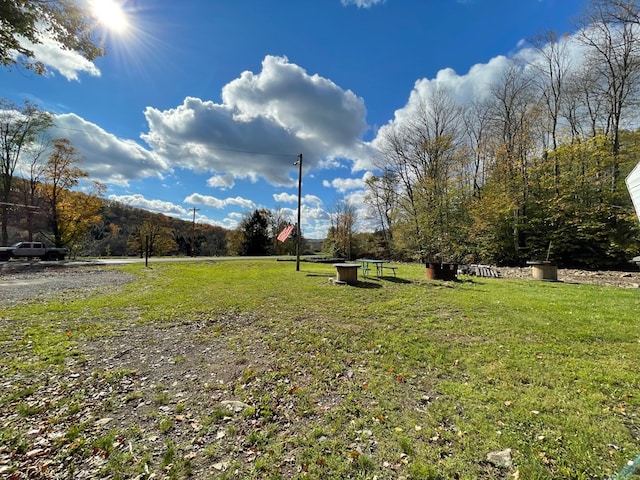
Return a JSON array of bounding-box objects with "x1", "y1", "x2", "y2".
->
[{"x1": 358, "y1": 259, "x2": 397, "y2": 278}]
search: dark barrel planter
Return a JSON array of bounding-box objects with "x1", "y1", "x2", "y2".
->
[{"x1": 425, "y1": 262, "x2": 458, "y2": 281}]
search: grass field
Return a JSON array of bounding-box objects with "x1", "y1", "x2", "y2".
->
[{"x1": 1, "y1": 259, "x2": 639, "y2": 479}]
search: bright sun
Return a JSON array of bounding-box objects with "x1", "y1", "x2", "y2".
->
[{"x1": 91, "y1": 0, "x2": 129, "y2": 33}]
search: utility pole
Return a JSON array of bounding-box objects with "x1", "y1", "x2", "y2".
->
[
  {"x1": 191, "y1": 207, "x2": 199, "y2": 257},
  {"x1": 295, "y1": 154, "x2": 303, "y2": 271}
]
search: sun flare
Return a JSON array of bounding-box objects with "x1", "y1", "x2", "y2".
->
[{"x1": 91, "y1": 0, "x2": 129, "y2": 33}]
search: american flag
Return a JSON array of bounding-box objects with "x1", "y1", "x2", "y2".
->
[{"x1": 277, "y1": 224, "x2": 295, "y2": 242}]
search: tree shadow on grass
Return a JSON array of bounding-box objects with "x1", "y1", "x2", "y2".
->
[
  {"x1": 353, "y1": 280, "x2": 383, "y2": 289},
  {"x1": 379, "y1": 276, "x2": 412, "y2": 284},
  {"x1": 324, "y1": 278, "x2": 383, "y2": 288},
  {"x1": 303, "y1": 271, "x2": 382, "y2": 288}
]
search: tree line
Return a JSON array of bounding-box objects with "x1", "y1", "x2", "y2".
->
[
  {"x1": 362, "y1": 0, "x2": 640, "y2": 268},
  {"x1": 81, "y1": 205, "x2": 308, "y2": 259}
]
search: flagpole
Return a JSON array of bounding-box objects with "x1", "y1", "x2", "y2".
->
[{"x1": 295, "y1": 154, "x2": 303, "y2": 272}]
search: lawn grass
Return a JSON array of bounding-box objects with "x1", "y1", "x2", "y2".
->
[{"x1": 1, "y1": 259, "x2": 639, "y2": 479}]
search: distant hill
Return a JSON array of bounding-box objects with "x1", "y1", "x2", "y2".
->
[
  {"x1": 83, "y1": 199, "x2": 229, "y2": 257},
  {"x1": 2, "y1": 178, "x2": 228, "y2": 256},
  {"x1": 306, "y1": 238, "x2": 324, "y2": 251}
]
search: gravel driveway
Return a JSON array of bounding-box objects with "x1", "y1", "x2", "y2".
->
[{"x1": 0, "y1": 265, "x2": 136, "y2": 306}]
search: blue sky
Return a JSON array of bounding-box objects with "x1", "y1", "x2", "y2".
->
[{"x1": 2, "y1": 0, "x2": 587, "y2": 238}]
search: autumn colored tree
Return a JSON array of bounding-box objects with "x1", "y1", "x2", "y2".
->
[
  {"x1": 225, "y1": 228, "x2": 245, "y2": 256},
  {"x1": 128, "y1": 219, "x2": 176, "y2": 258},
  {"x1": 524, "y1": 133, "x2": 640, "y2": 268},
  {"x1": 325, "y1": 199, "x2": 357, "y2": 260},
  {"x1": 483, "y1": 63, "x2": 539, "y2": 263},
  {"x1": 40, "y1": 138, "x2": 104, "y2": 249},
  {"x1": 1, "y1": 0, "x2": 104, "y2": 74},
  {"x1": 54, "y1": 189, "x2": 105, "y2": 256},
  {"x1": 362, "y1": 2, "x2": 640, "y2": 268}
]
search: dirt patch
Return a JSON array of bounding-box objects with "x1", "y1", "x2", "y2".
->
[
  {"x1": 0, "y1": 266, "x2": 136, "y2": 306},
  {"x1": 0, "y1": 310, "x2": 297, "y2": 478}
]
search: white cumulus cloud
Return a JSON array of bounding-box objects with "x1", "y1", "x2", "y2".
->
[
  {"x1": 184, "y1": 193, "x2": 256, "y2": 210},
  {"x1": 108, "y1": 194, "x2": 187, "y2": 216},
  {"x1": 323, "y1": 173, "x2": 372, "y2": 193},
  {"x1": 341, "y1": 0, "x2": 386, "y2": 8},
  {"x1": 206, "y1": 174, "x2": 235, "y2": 189},
  {"x1": 141, "y1": 55, "x2": 373, "y2": 186},
  {"x1": 273, "y1": 192, "x2": 298, "y2": 204},
  {"x1": 51, "y1": 113, "x2": 167, "y2": 186},
  {"x1": 18, "y1": 33, "x2": 101, "y2": 81}
]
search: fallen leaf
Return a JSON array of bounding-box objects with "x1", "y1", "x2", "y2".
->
[
  {"x1": 26, "y1": 448, "x2": 44, "y2": 458},
  {"x1": 94, "y1": 417, "x2": 113, "y2": 427},
  {"x1": 213, "y1": 461, "x2": 229, "y2": 471}
]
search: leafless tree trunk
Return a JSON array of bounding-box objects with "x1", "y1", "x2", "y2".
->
[
  {"x1": 462, "y1": 99, "x2": 494, "y2": 199},
  {"x1": 0, "y1": 100, "x2": 52, "y2": 244},
  {"x1": 17, "y1": 137, "x2": 50, "y2": 241},
  {"x1": 330, "y1": 199, "x2": 357, "y2": 260},
  {"x1": 374, "y1": 86, "x2": 464, "y2": 260},
  {"x1": 578, "y1": 0, "x2": 640, "y2": 187},
  {"x1": 562, "y1": 64, "x2": 607, "y2": 140},
  {"x1": 375, "y1": 126, "x2": 424, "y2": 251},
  {"x1": 364, "y1": 169, "x2": 398, "y2": 252},
  {"x1": 528, "y1": 31, "x2": 573, "y2": 193},
  {"x1": 488, "y1": 63, "x2": 538, "y2": 254}
]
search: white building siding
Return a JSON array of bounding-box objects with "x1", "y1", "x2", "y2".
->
[{"x1": 626, "y1": 161, "x2": 640, "y2": 222}]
